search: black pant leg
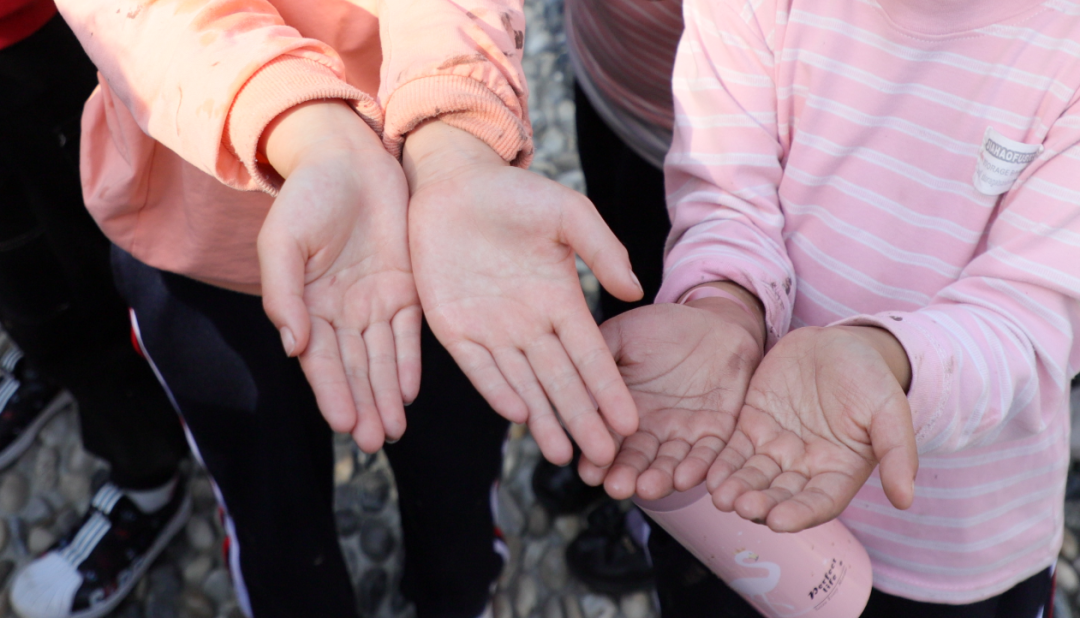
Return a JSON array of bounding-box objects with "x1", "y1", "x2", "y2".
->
[
  {"x1": 0, "y1": 15, "x2": 186, "y2": 489},
  {"x1": 573, "y1": 83, "x2": 670, "y2": 319},
  {"x1": 112, "y1": 249, "x2": 356, "y2": 618},
  {"x1": 383, "y1": 323, "x2": 509, "y2": 618}
]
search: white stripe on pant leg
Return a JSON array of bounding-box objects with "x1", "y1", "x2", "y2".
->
[{"x1": 129, "y1": 309, "x2": 254, "y2": 618}]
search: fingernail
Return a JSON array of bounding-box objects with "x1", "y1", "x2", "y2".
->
[
  {"x1": 630, "y1": 271, "x2": 643, "y2": 291},
  {"x1": 385, "y1": 437, "x2": 399, "y2": 444},
  {"x1": 280, "y1": 327, "x2": 295, "y2": 356}
]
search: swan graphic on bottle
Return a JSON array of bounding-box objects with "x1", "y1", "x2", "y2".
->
[{"x1": 634, "y1": 483, "x2": 872, "y2": 618}]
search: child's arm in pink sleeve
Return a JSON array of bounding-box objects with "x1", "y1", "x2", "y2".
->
[
  {"x1": 54, "y1": 0, "x2": 380, "y2": 193},
  {"x1": 833, "y1": 112, "x2": 1080, "y2": 455},
  {"x1": 377, "y1": 0, "x2": 532, "y2": 166},
  {"x1": 659, "y1": 0, "x2": 795, "y2": 347}
]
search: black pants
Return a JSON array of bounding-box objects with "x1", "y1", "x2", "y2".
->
[
  {"x1": 571, "y1": 83, "x2": 1056, "y2": 618},
  {"x1": 112, "y1": 248, "x2": 508, "y2": 618},
  {"x1": 0, "y1": 15, "x2": 186, "y2": 489}
]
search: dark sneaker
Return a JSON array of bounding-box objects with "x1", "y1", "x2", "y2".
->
[
  {"x1": 11, "y1": 481, "x2": 192, "y2": 618},
  {"x1": 0, "y1": 348, "x2": 72, "y2": 470},
  {"x1": 566, "y1": 501, "x2": 654, "y2": 595}
]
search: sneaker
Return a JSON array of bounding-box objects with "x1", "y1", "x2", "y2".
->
[
  {"x1": 0, "y1": 347, "x2": 72, "y2": 470},
  {"x1": 11, "y1": 481, "x2": 192, "y2": 618},
  {"x1": 565, "y1": 501, "x2": 654, "y2": 595}
]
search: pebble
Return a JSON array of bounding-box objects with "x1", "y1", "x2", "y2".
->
[
  {"x1": 27, "y1": 525, "x2": 56, "y2": 554},
  {"x1": 523, "y1": 540, "x2": 546, "y2": 572},
  {"x1": 492, "y1": 591, "x2": 514, "y2": 618},
  {"x1": 33, "y1": 446, "x2": 59, "y2": 490},
  {"x1": 202, "y1": 569, "x2": 234, "y2": 606},
  {"x1": 145, "y1": 565, "x2": 182, "y2": 618},
  {"x1": 180, "y1": 589, "x2": 215, "y2": 618},
  {"x1": 527, "y1": 504, "x2": 550, "y2": 537},
  {"x1": 65, "y1": 442, "x2": 95, "y2": 475},
  {"x1": 1057, "y1": 588, "x2": 1075, "y2": 618},
  {"x1": 335, "y1": 509, "x2": 362, "y2": 537},
  {"x1": 1, "y1": 472, "x2": 29, "y2": 513},
  {"x1": 543, "y1": 596, "x2": 564, "y2": 618},
  {"x1": 563, "y1": 595, "x2": 585, "y2": 618},
  {"x1": 1066, "y1": 528, "x2": 1079, "y2": 562},
  {"x1": 539, "y1": 546, "x2": 568, "y2": 590},
  {"x1": 38, "y1": 412, "x2": 73, "y2": 448},
  {"x1": 8, "y1": 517, "x2": 27, "y2": 555},
  {"x1": 359, "y1": 518, "x2": 396, "y2": 562},
  {"x1": 497, "y1": 485, "x2": 526, "y2": 538},
  {"x1": 186, "y1": 516, "x2": 216, "y2": 552},
  {"x1": 0, "y1": 519, "x2": 9, "y2": 554},
  {"x1": 514, "y1": 576, "x2": 540, "y2": 618},
  {"x1": 356, "y1": 566, "x2": 388, "y2": 617},
  {"x1": 59, "y1": 471, "x2": 91, "y2": 508},
  {"x1": 335, "y1": 454, "x2": 355, "y2": 486},
  {"x1": 190, "y1": 477, "x2": 217, "y2": 511},
  {"x1": 356, "y1": 470, "x2": 392, "y2": 513},
  {"x1": 183, "y1": 555, "x2": 214, "y2": 587},
  {"x1": 0, "y1": 559, "x2": 14, "y2": 589},
  {"x1": 580, "y1": 594, "x2": 618, "y2": 618},
  {"x1": 620, "y1": 592, "x2": 653, "y2": 618},
  {"x1": 498, "y1": 535, "x2": 522, "y2": 589},
  {"x1": 1059, "y1": 558, "x2": 1080, "y2": 596},
  {"x1": 52, "y1": 507, "x2": 79, "y2": 537},
  {"x1": 553, "y1": 515, "x2": 582, "y2": 542},
  {"x1": 23, "y1": 496, "x2": 54, "y2": 526}
]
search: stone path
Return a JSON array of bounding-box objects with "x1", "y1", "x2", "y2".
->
[{"x1": 1, "y1": 2, "x2": 1079, "y2": 617}]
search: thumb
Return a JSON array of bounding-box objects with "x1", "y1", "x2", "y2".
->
[
  {"x1": 561, "y1": 195, "x2": 643, "y2": 303},
  {"x1": 257, "y1": 218, "x2": 312, "y2": 358},
  {"x1": 870, "y1": 394, "x2": 919, "y2": 510}
]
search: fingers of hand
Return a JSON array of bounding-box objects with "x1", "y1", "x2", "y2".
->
[
  {"x1": 870, "y1": 395, "x2": 919, "y2": 510},
  {"x1": 492, "y1": 347, "x2": 573, "y2": 466},
  {"x1": 257, "y1": 229, "x2": 311, "y2": 357},
  {"x1": 299, "y1": 317, "x2": 361, "y2": 436},
  {"x1": 526, "y1": 333, "x2": 616, "y2": 468},
  {"x1": 363, "y1": 322, "x2": 407, "y2": 442},
  {"x1": 392, "y1": 306, "x2": 423, "y2": 405},
  {"x1": 603, "y1": 432, "x2": 660, "y2": 500},
  {"x1": 765, "y1": 472, "x2": 860, "y2": 533},
  {"x1": 562, "y1": 197, "x2": 642, "y2": 303},
  {"x1": 636, "y1": 439, "x2": 693, "y2": 500},
  {"x1": 556, "y1": 312, "x2": 638, "y2": 438},
  {"x1": 336, "y1": 325, "x2": 385, "y2": 453},
  {"x1": 445, "y1": 340, "x2": 530, "y2": 425},
  {"x1": 673, "y1": 435, "x2": 725, "y2": 492}
]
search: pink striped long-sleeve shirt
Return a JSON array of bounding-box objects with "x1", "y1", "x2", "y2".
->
[{"x1": 660, "y1": 0, "x2": 1080, "y2": 603}]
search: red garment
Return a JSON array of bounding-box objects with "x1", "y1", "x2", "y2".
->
[{"x1": 0, "y1": 0, "x2": 56, "y2": 49}]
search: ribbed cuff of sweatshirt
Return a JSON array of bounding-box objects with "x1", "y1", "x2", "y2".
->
[
  {"x1": 830, "y1": 311, "x2": 950, "y2": 451},
  {"x1": 382, "y1": 74, "x2": 533, "y2": 168},
  {"x1": 224, "y1": 55, "x2": 384, "y2": 195}
]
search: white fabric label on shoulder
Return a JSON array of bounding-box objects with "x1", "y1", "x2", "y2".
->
[{"x1": 973, "y1": 127, "x2": 1042, "y2": 196}]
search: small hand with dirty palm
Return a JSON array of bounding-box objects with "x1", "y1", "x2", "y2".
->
[
  {"x1": 708, "y1": 325, "x2": 918, "y2": 533},
  {"x1": 257, "y1": 100, "x2": 422, "y2": 454},
  {"x1": 578, "y1": 285, "x2": 766, "y2": 501}
]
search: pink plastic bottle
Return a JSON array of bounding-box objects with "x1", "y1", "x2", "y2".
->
[{"x1": 634, "y1": 483, "x2": 872, "y2": 618}]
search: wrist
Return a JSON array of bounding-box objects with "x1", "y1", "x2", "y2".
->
[
  {"x1": 834, "y1": 325, "x2": 912, "y2": 392},
  {"x1": 681, "y1": 282, "x2": 766, "y2": 350},
  {"x1": 261, "y1": 99, "x2": 384, "y2": 179},
  {"x1": 401, "y1": 120, "x2": 506, "y2": 191}
]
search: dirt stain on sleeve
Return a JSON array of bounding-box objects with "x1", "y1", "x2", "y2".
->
[{"x1": 437, "y1": 53, "x2": 486, "y2": 70}]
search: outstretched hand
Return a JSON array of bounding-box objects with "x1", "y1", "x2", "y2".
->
[
  {"x1": 709, "y1": 325, "x2": 918, "y2": 532},
  {"x1": 580, "y1": 285, "x2": 766, "y2": 500},
  {"x1": 403, "y1": 121, "x2": 643, "y2": 468},
  {"x1": 257, "y1": 100, "x2": 422, "y2": 453}
]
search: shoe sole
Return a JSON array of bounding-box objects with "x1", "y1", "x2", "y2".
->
[
  {"x1": 0, "y1": 390, "x2": 74, "y2": 470},
  {"x1": 69, "y1": 489, "x2": 193, "y2": 618}
]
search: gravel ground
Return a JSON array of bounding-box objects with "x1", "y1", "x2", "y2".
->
[{"x1": 1, "y1": 3, "x2": 1078, "y2": 617}]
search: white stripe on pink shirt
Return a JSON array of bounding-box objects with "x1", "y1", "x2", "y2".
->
[{"x1": 661, "y1": 0, "x2": 1080, "y2": 602}]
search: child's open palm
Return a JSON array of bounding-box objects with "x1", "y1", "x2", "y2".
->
[{"x1": 709, "y1": 326, "x2": 919, "y2": 532}]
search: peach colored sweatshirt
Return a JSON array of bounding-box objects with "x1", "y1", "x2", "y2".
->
[{"x1": 55, "y1": 0, "x2": 533, "y2": 291}]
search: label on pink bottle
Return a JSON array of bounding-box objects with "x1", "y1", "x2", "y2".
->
[{"x1": 634, "y1": 484, "x2": 872, "y2": 618}]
